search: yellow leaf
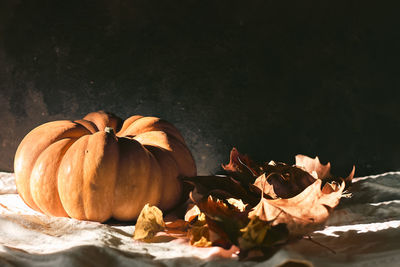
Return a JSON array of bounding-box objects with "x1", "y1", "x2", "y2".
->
[
  {"x1": 239, "y1": 217, "x2": 270, "y2": 250},
  {"x1": 193, "y1": 236, "x2": 212, "y2": 247},
  {"x1": 188, "y1": 212, "x2": 212, "y2": 247},
  {"x1": 133, "y1": 204, "x2": 165, "y2": 240}
]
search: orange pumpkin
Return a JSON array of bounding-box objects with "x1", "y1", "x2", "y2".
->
[{"x1": 14, "y1": 111, "x2": 196, "y2": 222}]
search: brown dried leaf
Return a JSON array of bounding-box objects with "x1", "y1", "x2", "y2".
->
[
  {"x1": 133, "y1": 204, "x2": 165, "y2": 240},
  {"x1": 188, "y1": 213, "x2": 212, "y2": 247},
  {"x1": 295, "y1": 155, "x2": 332, "y2": 179},
  {"x1": 165, "y1": 219, "x2": 189, "y2": 229},
  {"x1": 295, "y1": 154, "x2": 356, "y2": 187},
  {"x1": 253, "y1": 173, "x2": 278, "y2": 199},
  {"x1": 257, "y1": 162, "x2": 316, "y2": 199},
  {"x1": 249, "y1": 179, "x2": 345, "y2": 236},
  {"x1": 183, "y1": 175, "x2": 260, "y2": 206},
  {"x1": 164, "y1": 219, "x2": 189, "y2": 236},
  {"x1": 197, "y1": 197, "x2": 248, "y2": 223},
  {"x1": 196, "y1": 196, "x2": 250, "y2": 247},
  {"x1": 222, "y1": 147, "x2": 260, "y2": 176}
]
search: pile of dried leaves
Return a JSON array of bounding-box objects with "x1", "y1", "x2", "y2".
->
[{"x1": 133, "y1": 148, "x2": 355, "y2": 260}]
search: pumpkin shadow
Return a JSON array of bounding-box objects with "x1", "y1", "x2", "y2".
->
[{"x1": 105, "y1": 218, "x2": 137, "y2": 226}]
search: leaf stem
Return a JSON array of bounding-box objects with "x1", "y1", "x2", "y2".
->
[{"x1": 304, "y1": 235, "x2": 336, "y2": 254}]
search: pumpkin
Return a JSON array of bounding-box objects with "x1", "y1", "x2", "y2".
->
[{"x1": 14, "y1": 111, "x2": 196, "y2": 222}]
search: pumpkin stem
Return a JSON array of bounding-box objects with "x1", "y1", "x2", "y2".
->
[{"x1": 105, "y1": 127, "x2": 115, "y2": 135}]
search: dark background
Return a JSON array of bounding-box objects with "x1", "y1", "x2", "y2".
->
[{"x1": 1, "y1": 0, "x2": 399, "y2": 177}]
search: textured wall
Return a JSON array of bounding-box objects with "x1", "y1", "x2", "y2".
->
[{"x1": 1, "y1": 0, "x2": 400, "y2": 177}]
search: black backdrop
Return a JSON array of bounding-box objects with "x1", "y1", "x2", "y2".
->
[{"x1": 1, "y1": 0, "x2": 399, "y2": 177}]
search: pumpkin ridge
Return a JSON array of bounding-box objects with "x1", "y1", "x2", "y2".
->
[
  {"x1": 112, "y1": 137, "x2": 159, "y2": 221},
  {"x1": 53, "y1": 137, "x2": 79, "y2": 217},
  {"x1": 58, "y1": 135, "x2": 89, "y2": 220},
  {"x1": 82, "y1": 135, "x2": 92, "y2": 221},
  {"x1": 15, "y1": 121, "x2": 91, "y2": 212},
  {"x1": 116, "y1": 115, "x2": 144, "y2": 136},
  {"x1": 74, "y1": 119, "x2": 99, "y2": 133},
  {"x1": 31, "y1": 137, "x2": 77, "y2": 217},
  {"x1": 86, "y1": 130, "x2": 119, "y2": 222},
  {"x1": 143, "y1": 144, "x2": 181, "y2": 211},
  {"x1": 133, "y1": 130, "x2": 196, "y2": 177},
  {"x1": 144, "y1": 150, "x2": 163, "y2": 206},
  {"x1": 121, "y1": 116, "x2": 186, "y2": 144}
]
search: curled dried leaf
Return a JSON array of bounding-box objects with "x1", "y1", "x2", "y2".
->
[
  {"x1": 239, "y1": 217, "x2": 288, "y2": 251},
  {"x1": 188, "y1": 212, "x2": 212, "y2": 247},
  {"x1": 227, "y1": 198, "x2": 248, "y2": 212},
  {"x1": 165, "y1": 219, "x2": 189, "y2": 229},
  {"x1": 221, "y1": 148, "x2": 263, "y2": 189},
  {"x1": 295, "y1": 155, "x2": 332, "y2": 180},
  {"x1": 183, "y1": 175, "x2": 259, "y2": 206},
  {"x1": 295, "y1": 154, "x2": 356, "y2": 187},
  {"x1": 196, "y1": 196, "x2": 249, "y2": 247},
  {"x1": 249, "y1": 179, "x2": 345, "y2": 236},
  {"x1": 222, "y1": 147, "x2": 260, "y2": 176},
  {"x1": 133, "y1": 204, "x2": 165, "y2": 240},
  {"x1": 253, "y1": 173, "x2": 278, "y2": 199},
  {"x1": 257, "y1": 163, "x2": 316, "y2": 199},
  {"x1": 185, "y1": 204, "x2": 201, "y2": 222}
]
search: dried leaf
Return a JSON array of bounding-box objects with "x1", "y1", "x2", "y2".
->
[
  {"x1": 197, "y1": 196, "x2": 249, "y2": 246},
  {"x1": 133, "y1": 204, "x2": 165, "y2": 240},
  {"x1": 249, "y1": 179, "x2": 345, "y2": 235},
  {"x1": 183, "y1": 175, "x2": 259, "y2": 206},
  {"x1": 239, "y1": 217, "x2": 270, "y2": 250},
  {"x1": 185, "y1": 204, "x2": 201, "y2": 222},
  {"x1": 165, "y1": 219, "x2": 189, "y2": 229},
  {"x1": 295, "y1": 155, "x2": 332, "y2": 180},
  {"x1": 239, "y1": 217, "x2": 288, "y2": 251},
  {"x1": 222, "y1": 147, "x2": 260, "y2": 176},
  {"x1": 295, "y1": 154, "x2": 356, "y2": 187},
  {"x1": 253, "y1": 173, "x2": 278, "y2": 199},
  {"x1": 255, "y1": 155, "x2": 355, "y2": 199},
  {"x1": 193, "y1": 236, "x2": 213, "y2": 247},
  {"x1": 227, "y1": 198, "x2": 247, "y2": 212},
  {"x1": 188, "y1": 212, "x2": 212, "y2": 247},
  {"x1": 164, "y1": 219, "x2": 189, "y2": 235},
  {"x1": 257, "y1": 163, "x2": 316, "y2": 199},
  {"x1": 221, "y1": 148, "x2": 262, "y2": 187}
]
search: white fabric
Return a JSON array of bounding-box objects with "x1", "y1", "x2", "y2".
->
[{"x1": 1, "y1": 172, "x2": 400, "y2": 266}]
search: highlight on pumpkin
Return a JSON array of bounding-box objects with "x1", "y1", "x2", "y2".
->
[{"x1": 14, "y1": 111, "x2": 197, "y2": 222}]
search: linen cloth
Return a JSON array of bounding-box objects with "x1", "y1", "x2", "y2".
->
[{"x1": 1, "y1": 171, "x2": 400, "y2": 267}]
